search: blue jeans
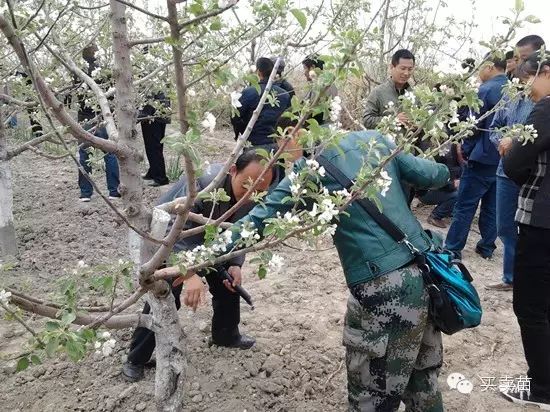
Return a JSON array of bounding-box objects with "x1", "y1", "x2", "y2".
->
[
  {"x1": 419, "y1": 189, "x2": 458, "y2": 219},
  {"x1": 78, "y1": 126, "x2": 120, "y2": 198},
  {"x1": 445, "y1": 162, "x2": 497, "y2": 259},
  {"x1": 497, "y1": 176, "x2": 519, "y2": 284}
]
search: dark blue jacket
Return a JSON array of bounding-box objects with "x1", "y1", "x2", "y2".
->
[
  {"x1": 462, "y1": 74, "x2": 507, "y2": 166},
  {"x1": 231, "y1": 80, "x2": 291, "y2": 146}
]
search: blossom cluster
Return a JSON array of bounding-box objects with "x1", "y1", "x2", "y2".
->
[{"x1": 94, "y1": 332, "x2": 116, "y2": 357}]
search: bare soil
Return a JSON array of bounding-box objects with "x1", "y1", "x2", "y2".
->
[{"x1": 0, "y1": 130, "x2": 530, "y2": 411}]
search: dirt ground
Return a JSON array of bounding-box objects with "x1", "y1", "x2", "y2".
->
[{"x1": 0, "y1": 130, "x2": 532, "y2": 412}]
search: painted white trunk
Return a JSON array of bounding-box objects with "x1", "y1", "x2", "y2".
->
[
  {"x1": 0, "y1": 110, "x2": 17, "y2": 259},
  {"x1": 139, "y1": 208, "x2": 187, "y2": 411},
  {"x1": 0, "y1": 157, "x2": 17, "y2": 259}
]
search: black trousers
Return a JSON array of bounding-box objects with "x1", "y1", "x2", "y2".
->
[
  {"x1": 127, "y1": 270, "x2": 240, "y2": 365},
  {"x1": 513, "y1": 224, "x2": 550, "y2": 400},
  {"x1": 141, "y1": 120, "x2": 168, "y2": 185}
]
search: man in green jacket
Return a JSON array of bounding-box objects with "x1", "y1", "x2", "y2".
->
[
  {"x1": 363, "y1": 49, "x2": 415, "y2": 129},
  {"x1": 228, "y1": 125, "x2": 449, "y2": 411}
]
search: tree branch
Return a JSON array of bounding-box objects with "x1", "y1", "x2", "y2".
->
[
  {"x1": 9, "y1": 294, "x2": 151, "y2": 329},
  {"x1": 178, "y1": 2, "x2": 239, "y2": 31},
  {"x1": 113, "y1": 0, "x2": 168, "y2": 21},
  {"x1": 5, "y1": 132, "x2": 55, "y2": 160}
]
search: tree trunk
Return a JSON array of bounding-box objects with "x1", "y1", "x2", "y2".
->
[
  {"x1": 0, "y1": 109, "x2": 17, "y2": 259},
  {"x1": 149, "y1": 292, "x2": 187, "y2": 412}
]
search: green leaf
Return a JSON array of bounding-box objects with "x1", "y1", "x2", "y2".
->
[
  {"x1": 103, "y1": 276, "x2": 114, "y2": 291},
  {"x1": 515, "y1": 0, "x2": 524, "y2": 12},
  {"x1": 45, "y1": 337, "x2": 59, "y2": 357},
  {"x1": 209, "y1": 18, "x2": 222, "y2": 31},
  {"x1": 30, "y1": 355, "x2": 41, "y2": 365},
  {"x1": 61, "y1": 311, "x2": 76, "y2": 325},
  {"x1": 525, "y1": 15, "x2": 541, "y2": 23},
  {"x1": 290, "y1": 8, "x2": 307, "y2": 29},
  {"x1": 65, "y1": 339, "x2": 83, "y2": 362},
  {"x1": 257, "y1": 265, "x2": 267, "y2": 279},
  {"x1": 16, "y1": 357, "x2": 29, "y2": 372},
  {"x1": 254, "y1": 148, "x2": 271, "y2": 160},
  {"x1": 45, "y1": 321, "x2": 60, "y2": 331}
]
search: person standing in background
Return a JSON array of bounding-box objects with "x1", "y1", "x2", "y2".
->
[
  {"x1": 139, "y1": 90, "x2": 171, "y2": 187},
  {"x1": 485, "y1": 35, "x2": 544, "y2": 291}
]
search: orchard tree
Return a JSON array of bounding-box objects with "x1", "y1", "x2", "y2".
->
[{"x1": 0, "y1": 0, "x2": 542, "y2": 411}]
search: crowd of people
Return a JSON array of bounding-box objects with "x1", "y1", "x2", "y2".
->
[
  {"x1": 9, "y1": 31, "x2": 549, "y2": 411},
  {"x1": 123, "y1": 36, "x2": 550, "y2": 411}
]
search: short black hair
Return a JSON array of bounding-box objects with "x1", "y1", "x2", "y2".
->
[
  {"x1": 517, "y1": 50, "x2": 550, "y2": 78},
  {"x1": 505, "y1": 50, "x2": 515, "y2": 60},
  {"x1": 461, "y1": 57, "x2": 476, "y2": 73},
  {"x1": 516, "y1": 35, "x2": 545, "y2": 51},
  {"x1": 484, "y1": 53, "x2": 507, "y2": 71},
  {"x1": 256, "y1": 57, "x2": 274, "y2": 78},
  {"x1": 235, "y1": 149, "x2": 268, "y2": 172},
  {"x1": 391, "y1": 49, "x2": 415, "y2": 66},
  {"x1": 302, "y1": 54, "x2": 324, "y2": 70}
]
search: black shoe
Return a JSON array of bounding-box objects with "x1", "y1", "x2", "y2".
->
[
  {"x1": 501, "y1": 389, "x2": 550, "y2": 410},
  {"x1": 209, "y1": 334, "x2": 256, "y2": 350},
  {"x1": 141, "y1": 174, "x2": 153, "y2": 180},
  {"x1": 475, "y1": 247, "x2": 493, "y2": 260},
  {"x1": 147, "y1": 180, "x2": 169, "y2": 187},
  {"x1": 122, "y1": 361, "x2": 144, "y2": 382}
]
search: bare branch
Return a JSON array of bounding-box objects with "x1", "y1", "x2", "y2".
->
[
  {"x1": 27, "y1": 145, "x2": 69, "y2": 160},
  {"x1": 0, "y1": 93, "x2": 35, "y2": 107},
  {"x1": 6, "y1": 288, "x2": 110, "y2": 312},
  {"x1": 39, "y1": 40, "x2": 119, "y2": 141},
  {"x1": 5, "y1": 132, "x2": 55, "y2": 160},
  {"x1": 9, "y1": 294, "x2": 151, "y2": 329},
  {"x1": 0, "y1": 300, "x2": 45, "y2": 346},
  {"x1": 86, "y1": 288, "x2": 147, "y2": 329},
  {"x1": 113, "y1": 0, "x2": 168, "y2": 21},
  {"x1": 178, "y1": 2, "x2": 239, "y2": 31}
]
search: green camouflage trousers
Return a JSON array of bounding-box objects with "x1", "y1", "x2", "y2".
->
[{"x1": 345, "y1": 264, "x2": 443, "y2": 412}]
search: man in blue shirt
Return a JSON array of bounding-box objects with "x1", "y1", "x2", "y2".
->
[
  {"x1": 231, "y1": 57, "x2": 291, "y2": 146},
  {"x1": 445, "y1": 55, "x2": 508, "y2": 259},
  {"x1": 485, "y1": 35, "x2": 544, "y2": 291}
]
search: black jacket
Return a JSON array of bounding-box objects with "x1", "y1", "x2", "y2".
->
[{"x1": 231, "y1": 80, "x2": 291, "y2": 145}]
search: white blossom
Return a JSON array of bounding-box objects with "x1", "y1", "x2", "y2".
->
[
  {"x1": 77, "y1": 260, "x2": 88, "y2": 268},
  {"x1": 187, "y1": 89, "x2": 196, "y2": 97},
  {"x1": 268, "y1": 254, "x2": 284, "y2": 274},
  {"x1": 386, "y1": 101, "x2": 395, "y2": 108},
  {"x1": 201, "y1": 112, "x2": 216, "y2": 133},
  {"x1": 309, "y1": 203, "x2": 319, "y2": 217},
  {"x1": 94, "y1": 341, "x2": 102, "y2": 350},
  {"x1": 241, "y1": 226, "x2": 259, "y2": 240},
  {"x1": 336, "y1": 188, "x2": 352, "y2": 198},
  {"x1": 318, "y1": 198, "x2": 339, "y2": 224},
  {"x1": 230, "y1": 91, "x2": 242, "y2": 109},
  {"x1": 101, "y1": 338, "x2": 116, "y2": 357},
  {"x1": 512, "y1": 78, "x2": 520, "y2": 84},
  {"x1": 330, "y1": 96, "x2": 342, "y2": 123},
  {"x1": 283, "y1": 212, "x2": 300, "y2": 224},
  {"x1": 0, "y1": 290, "x2": 12, "y2": 305},
  {"x1": 403, "y1": 90, "x2": 416, "y2": 104},
  {"x1": 376, "y1": 170, "x2": 392, "y2": 197},
  {"x1": 101, "y1": 331, "x2": 111, "y2": 339},
  {"x1": 288, "y1": 171, "x2": 298, "y2": 182},
  {"x1": 324, "y1": 224, "x2": 337, "y2": 236},
  {"x1": 290, "y1": 183, "x2": 306, "y2": 196},
  {"x1": 318, "y1": 166, "x2": 326, "y2": 177},
  {"x1": 306, "y1": 159, "x2": 320, "y2": 170},
  {"x1": 308, "y1": 70, "x2": 317, "y2": 80}
]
